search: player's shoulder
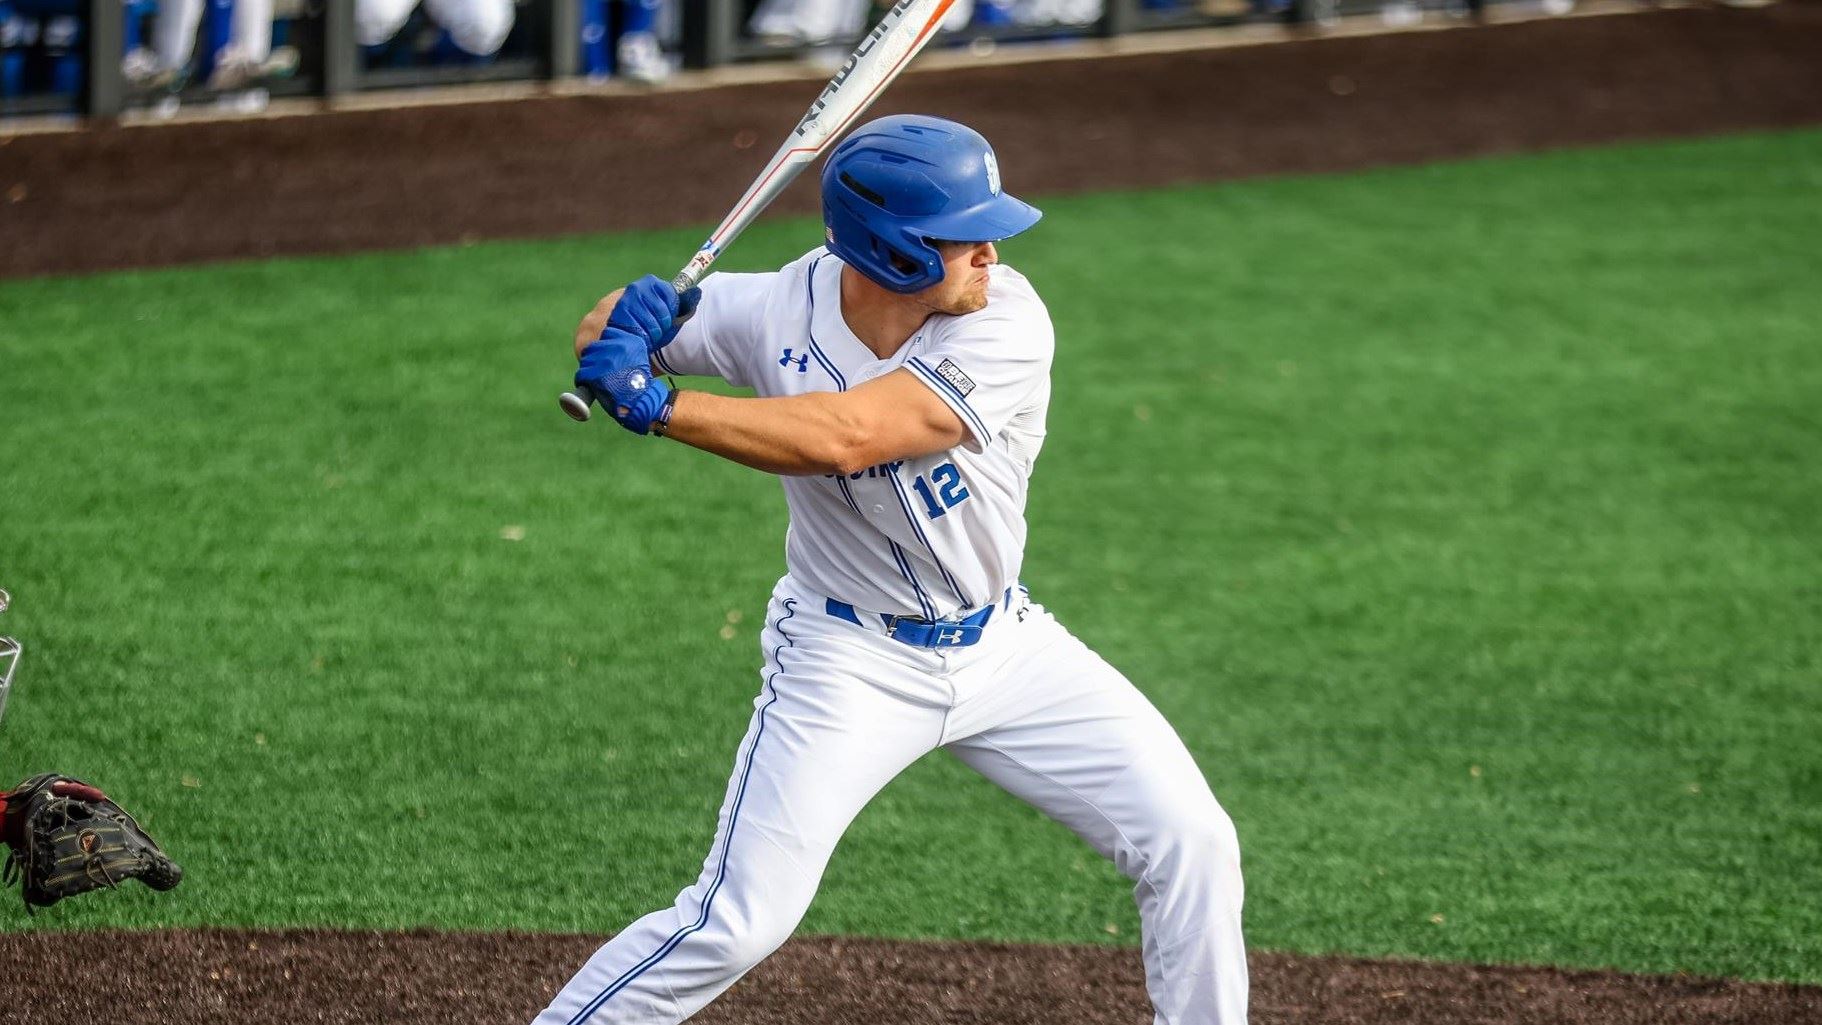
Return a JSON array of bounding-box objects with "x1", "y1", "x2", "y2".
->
[
  {"x1": 985, "y1": 263, "x2": 1047, "y2": 317},
  {"x1": 932, "y1": 263, "x2": 1054, "y2": 352},
  {"x1": 727, "y1": 247, "x2": 826, "y2": 299},
  {"x1": 776, "y1": 246, "x2": 832, "y2": 292},
  {"x1": 698, "y1": 247, "x2": 825, "y2": 317}
]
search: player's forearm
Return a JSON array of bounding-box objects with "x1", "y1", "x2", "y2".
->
[{"x1": 660, "y1": 389, "x2": 867, "y2": 477}]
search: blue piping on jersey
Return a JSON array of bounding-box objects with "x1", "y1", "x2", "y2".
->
[
  {"x1": 811, "y1": 256, "x2": 931, "y2": 620},
  {"x1": 832, "y1": 475, "x2": 865, "y2": 515},
  {"x1": 887, "y1": 540, "x2": 938, "y2": 621},
  {"x1": 906, "y1": 357, "x2": 990, "y2": 443},
  {"x1": 803, "y1": 257, "x2": 848, "y2": 391},
  {"x1": 651, "y1": 346, "x2": 677, "y2": 376},
  {"x1": 831, "y1": 474, "x2": 931, "y2": 612},
  {"x1": 802, "y1": 275, "x2": 978, "y2": 611},
  {"x1": 886, "y1": 470, "x2": 972, "y2": 609},
  {"x1": 565, "y1": 599, "x2": 798, "y2": 1025}
]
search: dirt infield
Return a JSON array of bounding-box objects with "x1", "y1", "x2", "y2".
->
[
  {"x1": 4, "y1": 3, "x2": 1822, "y2": 279},
  {"x1": 1, "y1": 929, "x2": 1818, "y2": 1024}
]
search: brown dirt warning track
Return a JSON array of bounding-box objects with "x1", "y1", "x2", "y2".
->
[
  {"x1": 4, "y1": 5, "x2": 1822, "y2": 1023},
  {"x1": 3, "y1": 3, "x2": 1822, "y2": 279}
]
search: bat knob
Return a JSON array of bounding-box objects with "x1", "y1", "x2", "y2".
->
[{"x1": 559, "y1": 390, "x2": 593, "y2": 422}]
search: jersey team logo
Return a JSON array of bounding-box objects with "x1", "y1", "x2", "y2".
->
[{"x1": 935, "y1": 358, "x2": 976, "y2": 397}]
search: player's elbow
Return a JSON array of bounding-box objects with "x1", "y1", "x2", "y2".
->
[
  {"x1": 822, "y1": 447, "x2": 873, "y2": 478},
  {"x1": 817, "y1": 429, "x2": 880, "y2": 478},
  {"x1": 819, "y1": 402, "x2": 889, "y2": 480},
  {"x1": 815, "y1": 401, "x2": 961, "y2": 475}
]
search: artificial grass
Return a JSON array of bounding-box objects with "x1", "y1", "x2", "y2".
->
[{"x1": 1, "y1": 127, "x2": 1818, "y2": 983}]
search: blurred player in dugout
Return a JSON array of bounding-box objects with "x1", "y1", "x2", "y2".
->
[
  {"x1": 0, "y1": 0, "x2": 295, "y2": 103},
  {"x1": 13, "y1": 0, "x2": 295, "y2": 92},
  {"x1": 749, "y1": 0, "x2": 1102, "y2": 45},
  {"x1": 356, "y1": 0, "x2": 515, "y2": 65},
  {"x1": 1, "y1": 0, "x2": 673, "y2": 103},
  {"x1": 355, "y1": 0, "x2": 677, "y2": 81}
]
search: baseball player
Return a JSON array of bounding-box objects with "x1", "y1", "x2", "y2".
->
[
  {"x1": 135, "y1": 0, "x2": 297, "y2": 92},
  {"x1": 539, "y1": 114, "x2": 1246, "y2": 1025}
]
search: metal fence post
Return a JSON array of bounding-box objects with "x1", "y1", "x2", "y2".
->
[
  {"x1": 1283, "y1": 0, "x2": 1329, "y2": 24},
  {"x1": 85, "y1": 0, "x2": 125, "y2": 119},
  {"x1": 549, "y1": 0, "x2": 580, "y2": 79},
  {"x1": 323, "y1": 0, "x2": 357, "y2": 99},
  {"x1": 1099, "y1": 0, "x2": 1137, "y2": 38},
  {"x1": 681, "y1": 0, "x2": 737, "y2": 70}
]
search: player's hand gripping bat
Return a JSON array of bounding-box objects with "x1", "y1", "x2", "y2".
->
[{"x1": 559, "y1": 0, "x2": 957, "y2": 422}]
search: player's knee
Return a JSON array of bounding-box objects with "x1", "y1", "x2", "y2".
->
[
  {"x1": 447, "y1": 0, "x2": 513, "y2": 55},
  {"x1": 353, "y1": 0, "x2": 415, "y2": 47},
  {"x1": 696, "y1": 914, "x2": 796, "y2": 972},
  {"x1": 1134, "y1": 801, "x2": 1242, "y2": 885}
]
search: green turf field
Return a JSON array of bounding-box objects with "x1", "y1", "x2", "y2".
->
[{"x1": 1, "y1": 128, "x2": 1817, "y2": 983}]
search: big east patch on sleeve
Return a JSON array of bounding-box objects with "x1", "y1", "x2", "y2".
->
[{"x1": 934, "y1": 359, "x2": 977, "y2": 397}]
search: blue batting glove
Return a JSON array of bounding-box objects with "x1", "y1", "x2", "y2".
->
[
  {"x1": 608, "y1": 275, "x2": 703, "y2": 353},
  {"x1": 576, "y1": 324, "x2": 672, "y2": 435}
]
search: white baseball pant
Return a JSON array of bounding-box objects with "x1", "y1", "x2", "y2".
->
[
  {"x1": 747, "y1": 0, "x2": 972, "y2": 45},
  {"x1": 154, "y1": 0, "x2": 273, "y2": 71},
  {"x1": 534, "y1": 576, "x2": 1247, "y2": 1025},
  {"x1": 354, "y1": 0, "x2": 515, "y2": 56}
]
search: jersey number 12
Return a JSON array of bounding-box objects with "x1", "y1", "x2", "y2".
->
[{"x1": 910, "y1": 463, "x2": 971, "y2": 519}]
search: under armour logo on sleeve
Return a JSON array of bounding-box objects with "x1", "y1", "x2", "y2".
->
[{"x1": 780, "y1": 349, "x2": 810, "y2": 373}]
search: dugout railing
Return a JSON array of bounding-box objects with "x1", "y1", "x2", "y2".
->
[{"x1": 2, "y1": 0, "x2": 1501, "y2": 122}]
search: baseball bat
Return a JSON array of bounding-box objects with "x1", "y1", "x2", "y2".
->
[{"x1": 560, "y1": 0, "x2": 958, "y2": 423}]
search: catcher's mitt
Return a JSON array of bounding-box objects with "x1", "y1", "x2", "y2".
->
[{"x1": 1, "y1": 773, "x2": 182, "y2": 910}]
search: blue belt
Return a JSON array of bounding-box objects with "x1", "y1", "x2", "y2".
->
[{"x1": 824, "y1": 588, "x2": 1012, "y2": 649}]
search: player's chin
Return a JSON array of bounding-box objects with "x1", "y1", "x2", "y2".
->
[{"x1": 948, "y1": 288, "x2": 991, "y2": 315}]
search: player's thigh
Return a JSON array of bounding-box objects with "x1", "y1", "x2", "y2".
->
[
  {"x1": 424, "y1": 0, "x2": 514, "y2": 55},
  {"x1": 946, "y1": 613, "x2": 1226, "y2": 859},
  {"x1": 354, "y1": 0, "x2": 418, "y2": 47},
  {"x1": 709, "y1": 597, "x2": 948, "y2": 881}
]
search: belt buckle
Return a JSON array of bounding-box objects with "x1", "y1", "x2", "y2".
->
[{"x1": 884, "y1": 615, "x2": 904, "y2": 640}]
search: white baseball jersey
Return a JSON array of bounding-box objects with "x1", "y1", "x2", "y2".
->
[{"x1": 654, "y1": 248, "x2": 1053, "y2": 621}]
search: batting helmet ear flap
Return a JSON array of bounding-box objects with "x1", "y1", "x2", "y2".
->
[{"x1": 824, "y1": 177, "x2": 945, "y2": 292}]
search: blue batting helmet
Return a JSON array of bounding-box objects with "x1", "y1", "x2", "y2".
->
[{"x1": 821, "y1": 115, "x2": 1042, "y2": 294}]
